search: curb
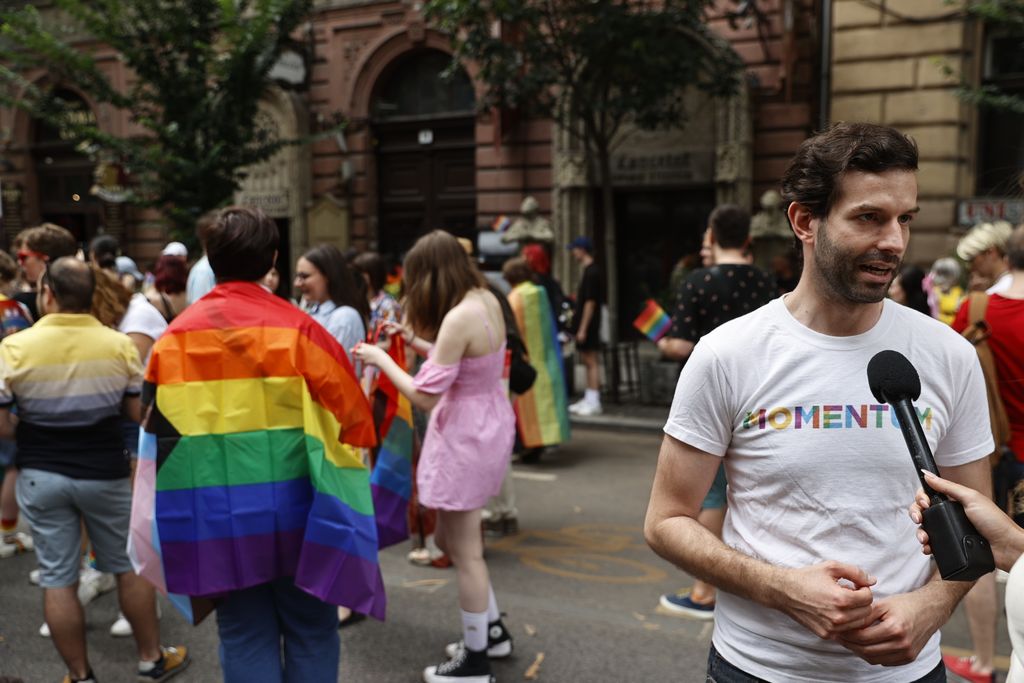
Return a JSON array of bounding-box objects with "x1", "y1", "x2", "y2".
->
[{"x1": 569, "y1": 414, "x2": 664, "y2": 433}]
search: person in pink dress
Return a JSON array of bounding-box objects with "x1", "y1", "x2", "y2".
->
[{"x1": 354, "y1": 230, "x2": 516, "y2": 683}]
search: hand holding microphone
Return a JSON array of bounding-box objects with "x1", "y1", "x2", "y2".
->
[{"x1": 867, "y1": 350, "x2": 994, "y2": 581}]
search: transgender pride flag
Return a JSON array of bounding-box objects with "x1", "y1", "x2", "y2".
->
[{"x1": 128, "y1": 282, "x2": 385, "y2": 621}]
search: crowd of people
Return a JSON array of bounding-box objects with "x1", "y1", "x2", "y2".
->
[
  {"x1": 0, "y1": 120, "x2": 1023, "y2": 683},
  {"x1": 0, "y1": 201, "x2": 582, "y2": 682}
]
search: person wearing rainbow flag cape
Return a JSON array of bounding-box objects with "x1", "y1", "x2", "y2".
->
[
  {"x1": 129, "y1": 207, "x2": 381, "y2": 682},
  {"x1": 501, "y1": 257, "x2": 570, "y2": 463}
]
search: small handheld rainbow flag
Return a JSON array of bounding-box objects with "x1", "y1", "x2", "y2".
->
[
  {"x1": 633, "y1": 299, "x2": 672, "y2": 342},
  {"x1": 492, "y1": 214, "x2": 511, "y2": 232}
]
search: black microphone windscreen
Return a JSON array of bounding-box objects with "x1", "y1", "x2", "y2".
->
[{"x1": 867, "y1": 350, "x2": 921, "y2": 403}]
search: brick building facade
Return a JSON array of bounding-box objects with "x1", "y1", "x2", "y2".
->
[{"x1": 1, "y1": 0, "x2": 1019, "y2": 326}]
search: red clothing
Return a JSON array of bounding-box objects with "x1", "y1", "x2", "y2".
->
[{"x1": 953, "y1": 294, "x2": 1024, "y2": 458}]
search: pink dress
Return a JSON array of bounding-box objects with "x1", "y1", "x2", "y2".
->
[{"x1": 412, "y1": 314, "x2": 516, "y2": 511}]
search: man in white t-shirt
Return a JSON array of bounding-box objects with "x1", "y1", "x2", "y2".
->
[{"x1": 645, "y1": 122, "x2": 994, "y2": 683}]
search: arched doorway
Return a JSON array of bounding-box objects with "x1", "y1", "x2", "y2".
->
[
  {"x1": 31, "y1": 89, "x2": 101, "y2": 244},
  {"x1": 371, "y1": 50, "x2": 476, "y2": 256},
  {"x1": 235, "y1": 88, "x2": 311, "y2": 298}
]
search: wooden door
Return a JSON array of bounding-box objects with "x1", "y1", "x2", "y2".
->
[{"x1": 375, "y1": 117, "x2": 476, "y2": 256}]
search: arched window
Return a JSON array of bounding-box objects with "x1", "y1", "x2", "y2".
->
[
  {"x1": 371, "y1": 50, "x2": 474, "y2": 121},
  {"x1": 32, "y1": 89, "x2": 100, "y2": 242}
]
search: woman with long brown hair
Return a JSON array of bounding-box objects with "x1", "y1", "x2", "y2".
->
[{"x1": 354, "y1": 230, "x2": 515, "y2": 683}]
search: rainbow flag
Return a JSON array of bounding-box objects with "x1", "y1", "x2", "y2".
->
[
  {"x1": 492, "y1": 214, "x2": 511, "y2": 232},
  {"x1": 508, "y1": 281, "x2": 570, "y2": 448},
  {"x1": 633, "y1": 299, "x2": 672, "y2": 342},
  {"x1": 369, "y1": 335, "x2": 414, "y2": 548},
  {"x1": 128, "y1": 282, "x2": 385, "y2": 622}
]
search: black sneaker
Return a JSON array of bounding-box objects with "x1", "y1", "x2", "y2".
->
[
  {"x1": 423, "y1": 647, "x2": 494, "y2": 683},
  {"x1": 444, "y1": 617, "x2": 513, "y2": 659}
]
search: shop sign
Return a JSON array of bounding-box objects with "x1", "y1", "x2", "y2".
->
[
  {"x1": 610, "y1": 149, "x2": 714, "y2": 186},
  {"x1": 238, "y1": 191, "x2": 291, "y2": 217},
  {"x1": 957, "y1": 197, "x2": 1024, "y2": 226}
]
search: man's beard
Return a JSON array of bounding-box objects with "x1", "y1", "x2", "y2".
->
[{"x1": 814, "y1": 220, "x2": 900, "y2": 304}]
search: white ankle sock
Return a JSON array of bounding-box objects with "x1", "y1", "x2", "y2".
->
[
  {"x1": 487, "y1": 585, "x2": 500, "y2": 623},
  {"x1": 584, "y1": 388, "x2": 600, "y2": 406},
  {"x1": 461, "y1": 608, "x2": 488, "y2": 652}
]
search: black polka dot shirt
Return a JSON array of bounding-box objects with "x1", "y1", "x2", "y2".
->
[{"x1": 669, "y1": 264, "x2": 777, "y2": 342}]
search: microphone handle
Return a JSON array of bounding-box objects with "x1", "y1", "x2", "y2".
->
[{"x1": 891, "y1": 398, "x2": 944, "y2": 501}]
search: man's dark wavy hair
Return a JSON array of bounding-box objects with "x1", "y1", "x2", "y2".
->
[
  {"x1": 780, "y1": 122, "x2": 918, "y2": 219},
  {"x1": 207, "y1": 207, "x2": 278, "y2": 282}
]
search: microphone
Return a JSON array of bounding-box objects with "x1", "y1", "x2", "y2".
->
[{"x1": 867, "y1": 350, "x2": 994, "y2": 581}]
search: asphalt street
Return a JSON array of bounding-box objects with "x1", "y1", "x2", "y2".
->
[{"x1": 0, "y1": 426, "x2": 1013, "y2": 682}]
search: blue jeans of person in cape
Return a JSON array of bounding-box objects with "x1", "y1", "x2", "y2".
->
[{"x1": 216, "y1": 576, "x2": 340, "y2": 683}]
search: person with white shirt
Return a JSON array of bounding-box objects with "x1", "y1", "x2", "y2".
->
[
  {"x1": 958, "y1": 220, "x2": 1013, "y2": 294},
  {"x1": 645, "y1": 123, "x2": 993, "y2": 683}
]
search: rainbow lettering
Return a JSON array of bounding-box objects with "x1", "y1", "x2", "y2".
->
[{"x1": 742, "y1": 404, "x2": 933, "y2": 431}]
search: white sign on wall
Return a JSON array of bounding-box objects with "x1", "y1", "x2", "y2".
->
[{"x1": 958, "y1": 198, "x2": 1024, "y2": 226}]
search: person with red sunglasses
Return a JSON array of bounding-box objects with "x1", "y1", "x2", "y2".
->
[{"x1": 11, "y1": 223, "x2": 78, "y2": 321}]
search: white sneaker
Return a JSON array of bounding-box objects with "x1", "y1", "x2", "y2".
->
[
  {"x1": 77, "y1": 567, "x2": 116, "y2": 605},
  {"x1": 39, "y1": 621, "x2": 50, "y2": 638},
  {"x1": 0, "y1": 531, "x2": 33, "y2": 558},
  {"x1": 567, "y1": 398, "x2": 589, "y2": 415},
  {"x1": 110, "y1": 612, "x2": 132, "y2": 637},
  {"x1": 573, "y1": 402, "x2": 602, "y2": 417}
]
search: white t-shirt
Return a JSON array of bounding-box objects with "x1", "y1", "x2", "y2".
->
[
  {"x1": 988, "y1": 271, "x2": 1013, "y2": 295},
  {"x1": 118, "y1": 294, "x2": 168, "y2": 366},
  {"x1": 664, "y1": 297, "x2": 993, "y2": 683}
]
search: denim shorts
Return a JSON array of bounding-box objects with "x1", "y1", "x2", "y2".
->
[
  {"x1": 705, "y1": 644, "x2": 946, "y2": 682},
  {"x1": 16, "y1": 468, "x2": 133, "y2": 588},
  {"x1": 701, "y1": 462, "x2": 728, "y2": 510},
  {"x1": 0, "y1": 440, "x2": 14, "y2": 468}
]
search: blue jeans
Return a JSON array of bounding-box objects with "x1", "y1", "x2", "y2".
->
[
  {"x1": 705, "y1": 644, "x2": 946, "y2": 682},
  {"x1": 216, "y1": 577, "x2": 339, "y2": 683}
]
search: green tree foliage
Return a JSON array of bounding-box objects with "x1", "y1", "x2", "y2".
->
[
  {"x1": 957, "y1": 0, "x2": 1024, "y2": 113},
  {"x1": 424, "y1": 0, "x2": 742, "y2": 340},
  {"x1": 0, "y1": 0, "x2": 312, "y2": 235}
]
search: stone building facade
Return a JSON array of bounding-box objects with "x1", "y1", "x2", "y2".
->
[{"x1": 832, "y1": 0, "x2": 978, "y2": 262}]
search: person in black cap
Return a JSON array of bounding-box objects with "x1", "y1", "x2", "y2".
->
[{"x1": 566, "y1": 235, "x2": 603, "y2": 416}]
